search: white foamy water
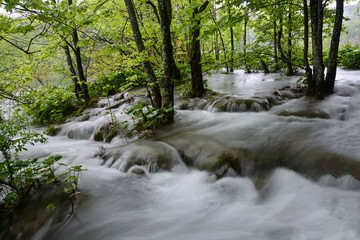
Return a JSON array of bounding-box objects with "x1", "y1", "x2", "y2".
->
[{"x1": 11, "y1": 68, "x2": 360, "y2": 240}]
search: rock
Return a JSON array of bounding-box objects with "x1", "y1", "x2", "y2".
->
[
  {"x1": 276, "y1": 109, "x2": 330, "y2": 119},
  {"x1": 45, "y1": 125, "x2": 62, "y2": 136},
  {"x1": 103, "y1": 141, "x2": 184, "y2": 172},
  {"x1": 93, "y1": 123, "x2": 119, "y2": 142}
]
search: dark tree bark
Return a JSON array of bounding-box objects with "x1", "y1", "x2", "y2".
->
[
  {"x1": 68, "y1": 0, "x2": 90, "y2": 103},
  {"x1": 277, "y1": 16, "x2": 294, "y2": 76},
  {"x1": 243, "y1": 16, "x2": 251, "y2": 73},
  {"x1": 325, "y1": 0, "x2": 344, "y2": 95},
  {"x1": 123, "y1": 0, "x2": 162, "y2": 108},
  {"x1": 213, "y1": 0, "x2": 219, "y2": 61},
  {"x1": 189, "y1": 1, "x2": 209, "y2": 98},
  {"x1": 63, "y1": 45, "x2": 82, "y2": 100},
  {"x1": 157, "y1": 0, "x2": 175, "y2": 123},
  {"x1": 286, "y1": 8, "x2": 294, "y2": 76},
  {"x1": 229, "y1": 8, "x2": 234, "y2": 72},
  {"x1": 310, "y1": 0, "x2": 325, "y2": 98},
  {"x1": 303, "y1": 0, "x2": 314, "y2": 95},
  {"x1": 261, "y1": 60, "x2": 270, "y2": 73},
  {"x1": 274, "y1": 20, "x2": 279, "y2": 71}
]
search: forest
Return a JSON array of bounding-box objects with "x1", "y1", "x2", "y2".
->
[{"x1": 1, "y1": 0, "x2": 360, "y2": 239}]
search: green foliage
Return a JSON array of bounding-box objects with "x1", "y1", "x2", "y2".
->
[
  {"x1": 89, "y1": 70, "x2": 147, "y2": 97},
  {"x1": 323, "y1": 45, "x2": 360, "y2": 69},
  {"x1": 123, "y1": 102, "x2": 174, "y2": 137},
  {"x1": 0, "y1": 156, "x2": 60, "y2": 208},
  {"x1": 46, "y1": 164, "x2": 86, "y2": 194},
  {"x1": 21, "y1": 85, "x2": 79, "y2": 125},
  {"x1": 0, "y1": 111, "x2": 86, "y2": 209},
  {"x1": 338, "y1": 44, "x2": 360, "y2": 69}
]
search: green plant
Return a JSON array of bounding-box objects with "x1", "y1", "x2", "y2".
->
[
  {"x1": 338, "y1": 45, "x2": 360, "y2": 69},
  {"x1": 21, "y1": 85, "x2": 79, "y2": 125},
  {"x1": 46, "y1": 164, "x2": 86, "y2": 213},
  {"x1": 124, "y1": 102, "x2": 173, "y2": 137},
  {"x1": 89, "y1": 70, "x2": 147, "y2": 97},
  {"x1": 0, "y1": 111, "x2": 85, "y2": 212}
]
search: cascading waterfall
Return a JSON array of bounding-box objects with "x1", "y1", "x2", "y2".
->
[{"x1": 2, "y1": 68, "x2": 360, "y2": 240}]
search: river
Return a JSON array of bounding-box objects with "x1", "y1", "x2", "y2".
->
[{"x1": 5, "y1": 68, "x2": 360, "y2": 240}]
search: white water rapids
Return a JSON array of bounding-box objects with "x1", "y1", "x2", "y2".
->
[{"x1": 11, "y1": 69, "x2": 360, "y2": 239}]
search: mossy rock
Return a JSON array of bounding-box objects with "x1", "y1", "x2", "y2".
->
[
  {"x1": 93, "y1": 123, "x2": 119, "y2": 142},
  {"x1": 44, "y1": 125, "x2": 62, "y2": 136},
  {"x1": 103, "y1": 141, "x2": 182, "y2": 172},
  {"x1": 276, "y1": 109, "x2": 330, "y2": 119}
]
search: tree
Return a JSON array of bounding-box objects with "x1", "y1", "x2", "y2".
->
[
  {"x1": 324, "y1": 0, "x2": 344, "y2": 94},
  {"x1": 157, "y1": 0, "x2": 175, "y2": 123},
  {"x1": 123, "y1": 0, "x2": 162, "y2": 108},
  {"x1": 189, "y1": 0, "x2": 209, "y2": 98},
  {"x1": 309, "y1": 0, "x2": 344, "y2": 98}
]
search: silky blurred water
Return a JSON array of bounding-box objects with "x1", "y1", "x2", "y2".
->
[{"x1": 17, "y1": 69, "x2": 360, "y2": 240}]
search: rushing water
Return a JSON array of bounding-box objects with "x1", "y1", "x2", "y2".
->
[{"x1": 4, "y1": 69, "x2": 360, "y2": 240}]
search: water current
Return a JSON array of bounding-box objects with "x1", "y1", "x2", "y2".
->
[{"x1": 5, "y1": 69, "x2": 360, "y2": 240}]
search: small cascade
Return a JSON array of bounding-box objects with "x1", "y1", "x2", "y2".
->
[
  {"x1": 178, "y1": 95, "x2": 272, "y2": 113},
  {"x1": 48, "y1": 93, "x2": 150, "y2": 141},
  {"x1": 102, "y1": 140, "x2": 187, "y2": 174},
  {"x1": 317, "y1": 175, "x2": 360, "y2": 191}
]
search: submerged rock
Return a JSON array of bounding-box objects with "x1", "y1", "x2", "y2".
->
[
  {"x1": 45, "y1": 125, "x2": 62, "y2": 136},
  {"x1": 276, "y1": 109, "x2": 330, "y2": 119},
  {"x1": 103, "y1": 141, "x2": 184, "y2": 172},
  {"x1": 93, "y1": 123, "x2": 119, "y2": 142}
]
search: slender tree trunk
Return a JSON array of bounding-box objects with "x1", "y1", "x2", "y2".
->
[
  {"x1": 277, "y1": 16, "x2": 294, "y2": 76},
  {"x1": 243, "y1": 17, "x2": 251, "y2": 73},
  {"x1": 190, "y1": 1, "x2": 208, "y2": 98},
  {"x1": 287, "y1": 7, "x2": 294, "y2": 76},
  {"x1": 214, "y1": 0, "x2": 219, "y2": 61},
  {"x1": 123, "y1": 0, "x2": 162, "y2": 108},
  {"x1": 303, "y1": 0, "x2": 314, "y2": 95},
  {"x1": 310, "y1": 0, "x2": 325, "y2": 98},
  {"x1": 215, "y1": 31, "x2": 219, "y2": 61},
  {"x1": 274, "y1": 20, "x2": 279, "y2": 71},
  {"x1": 261, "y1": 60, "x2": 270, "y2": 73},
  {"x1": 229, "y1": 8, "x2": 234, "y2": 72},
  {"x1": 190, "y1": 19, "x2": 204, "y2": 97},
  {"x1": 325, "y1": 0, "x2": 344, "y2": 95},
  {"x1": 63, "y1": 46, "x2": 82, "y2": 100},
  {"x1": 218, "y1": 28, "x2": 229, "y2": 72},
  {"x1": 157, "y1": 0, "x2": 175, "y2": 123},
  {"x1": 68, "y1": 0, "x2": 90, "y2": 103}
]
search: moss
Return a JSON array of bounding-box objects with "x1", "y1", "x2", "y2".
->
[
  {"x1": 93, "y1": 123, "x2": 119, "y2": 142},
  {"x1": 87, "y1": 97, "x2": 99, "y2": 107},
  {"x1": 44, "y1": 125, "x2": 61, "y2": 136}
]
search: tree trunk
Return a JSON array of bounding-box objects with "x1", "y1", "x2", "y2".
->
[
  {"x1": 190, "y1": 1, "x2": 208, "y2": 98},
  {"x1": 287, "y1": 7, "x2": 294, "y2": 76},
  {"x1": 218, "y1": 28, "x2": 229, "y2": 72},
  {"x1": 325, "y1": 0, "x2": 344, "y2": 95},
  {"x1": 277, "y1": 16, "x2": 294, "y2": 76},
  {"x1": 303, "y1": 0, "x2": 314, "y2": 95},
  {"x1": 157, "y1": 0, "x2": 175, "y2": 124},
  {"x1": 123, "y1": 0, "x2": 162, "y2": 108},
  {"x1": 261, "y1": 60, "x2": 270, "y2": 73},
  {"x1": 274, "y1": 20, "x2": 279, "y2": 71},
  {"x1": 243, "y1": 17, "x2": 251, "y2": 73},
  {"x1": 190, "y1": 19, "x2": 205, "y2": 97},
  {"x1": 310, "y1": 0, "x2": 325, "y2": 98},
  {"x1": 213, "y1": 0, "x2": 219, "y2": 61},
  {"x1": 63, "y1": 45, "x2": 82, "y2": 100},
  {"x1": 229, "y1": 8, "x2": 234, "y2": 72},
  {"x1": 68, "y1": 0, "x2": 90, "y2": 103}
]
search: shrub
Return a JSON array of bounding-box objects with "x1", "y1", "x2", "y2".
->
[
  {"x1": 21, "y1": 85, "x2": 79, "y2": 124},
  {"x1": 89, "y1": 70, "x2": 147, "y2": 97},
  {"x1": 0, "y1": 111, "x2": 85, "y2": 210}
]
